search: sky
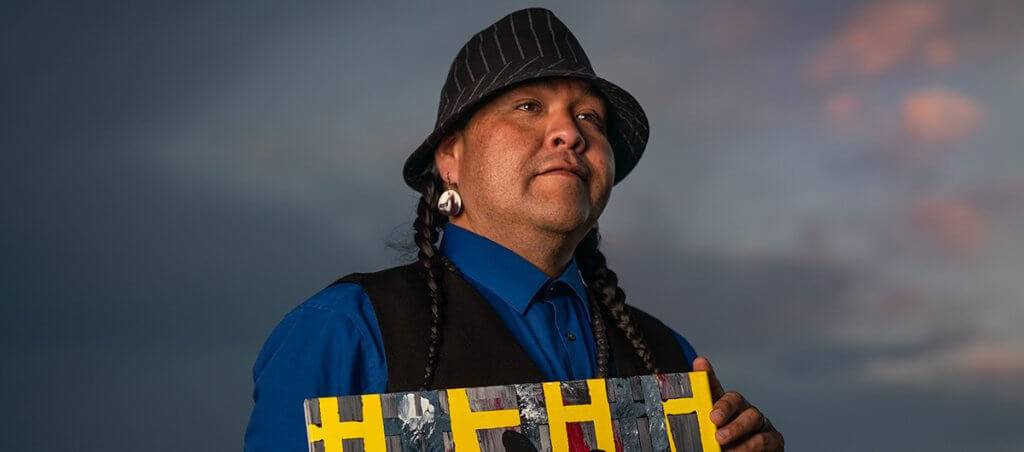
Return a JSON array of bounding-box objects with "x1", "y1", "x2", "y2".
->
[{"x1": 4, "y1": 1, "x2": 1024, "y2": 450}]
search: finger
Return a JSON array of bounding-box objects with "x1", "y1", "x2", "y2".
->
[
  {"x1": 723, "y1": 431, "x2": 784, "y2": 451},
  {"x1": 692, "y1": 356, "x2": 725, "y2": 400},
  {"x1": 710, "y1": 391, "x2": 747, "y2": 426},
  {"x1": 715, "y1": 406, "x2": 762, "y2": 445}
]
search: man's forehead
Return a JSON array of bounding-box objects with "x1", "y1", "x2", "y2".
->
[{"x1": 505, "y1": 77, "x2": 603, "y2": 102}]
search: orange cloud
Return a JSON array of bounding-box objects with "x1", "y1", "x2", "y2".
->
[
  {"x1": 705, "y1": 5, "x2": 761, "y2": 49},
  {"x1": 824, "y1": 91, "x2": 861, "y2": 129},
  {"x1": 865, "y1": 342, "x2": 1024, "y2": 392},
  {"x1": 809, "y1": 1, "x2": 944, "y2": 82},
  {"x1": 923, "y1": 37, "x2": 957, "y2": 66},
  {"x1": 911, "y1": 196, "x2": 988, "y2": 257},
  {"x1": 902, "y1": 87, "x2": 983, "y2": 144},
  {"x1": 952, "y1": 343, "x2": 1024, "y2": 379}
]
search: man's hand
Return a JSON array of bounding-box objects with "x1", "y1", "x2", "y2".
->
[{"x1": 692, "y1": 356, "x2": 785, "y2": 451}]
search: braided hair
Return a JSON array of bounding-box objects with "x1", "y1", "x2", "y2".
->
[
  {"x1": 574, "y1": 226, "x2": 659, "y2": 376},
  {"x1": 412, "y1": 168, "x2": 450, "y2": 390}
]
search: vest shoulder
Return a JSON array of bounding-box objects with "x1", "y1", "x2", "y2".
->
[
  {"x1": 624, "y1": 303, "x2": 670, "y2": 330},
  {"x1": 331, "y1": 261, "x2": 423, "y2": 287},
  {"x1": 298, "y1": 280, "x2": 371, "y2": 314},
  {"x1": 329, "y1": 262, "x2": 433, "y2": 318},
  {"x1": 621, "y1": 303, "x2": 692, "y2": 372}
]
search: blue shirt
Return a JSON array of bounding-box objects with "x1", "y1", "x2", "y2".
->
[{"x1": 243, "y1": 223, "x2": 698, "y2": 451}]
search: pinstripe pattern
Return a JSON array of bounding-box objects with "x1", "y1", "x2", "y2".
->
[
  {"x1": 545, "y1": 10, "x2": 562, "y2": 59},
  {"x1": 462, "y1": 64, "x2": 498, "y2": 109},
  {"x1": 439, "y1": 90, "x2": 450, "y2": 119},
  {"x1": 509, "y1": 14, "x2": 525, "y2": 59},
  {"x1": 500, "y1": 56, "x2": 542, "y2": 87},
  {"x1": 479, "y1": 60, "x2": 515, "y2": 100},
  {"x1": 527, "y1": 9, "x2": 544, "y2": 58},
  {"x1": 477, "y1": 34, "x2": 490, "y2": 74},
  {"x1": 491, "y1": 24, "x2": 507, "y2": 66},
  {"x1": 539, "y1": 58, "x2": 566, "y2": 72},
  {"x1": 564, "y1": 33, "x2": 578, "y2": 63},
  {"x1": 464, "y1": 53, "x2": 475, "y2": 83},
  {"x1": 443, "y1": 80, "x2": 470, "y2": 120},
  {"x1": 404, "y1": 7, "x2": 650, "y2": 190}
]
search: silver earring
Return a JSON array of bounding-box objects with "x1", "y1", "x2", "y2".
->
[{"x1": 438, "y1": 182, "x2": 462, "y2": 216}]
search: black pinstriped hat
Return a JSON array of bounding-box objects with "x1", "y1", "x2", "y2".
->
[{"x1": 402, "y1": 7, "x2": 650, "y2": 191}]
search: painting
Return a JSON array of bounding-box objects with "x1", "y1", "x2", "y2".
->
[{"x1": 304, "y1": 372, "x2": 719, "y2": 452}]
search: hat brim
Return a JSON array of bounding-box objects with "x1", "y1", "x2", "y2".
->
[{"x1": 402, "y1": 59, "x2": 649, "y2": 191}]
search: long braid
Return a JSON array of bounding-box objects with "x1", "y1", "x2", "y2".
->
[
  {"x1": 413, "y1": 174, "x2": 449, "y2": 390},
  {"x1": 575, "y1": 226, "x2": 659, "y2": 375},
  {"x1": 587, "y1": 284, "x2": 611, "y2": 377}
]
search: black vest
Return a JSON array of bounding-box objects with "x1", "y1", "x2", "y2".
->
[{"x1": 330, "y1": 262, "x2": 688, "y2": 392}]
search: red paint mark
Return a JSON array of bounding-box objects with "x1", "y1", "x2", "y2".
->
[
  {"x1": 566, "y1": 423, "x2": 589, "y2": 452},
  {"x1": 656, "y1": 373, "x2": 670, "y2": 396}
]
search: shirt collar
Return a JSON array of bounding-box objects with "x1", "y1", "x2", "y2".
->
[{"x1": 438, "y1": 222, "x2": 590, "y2": 314}]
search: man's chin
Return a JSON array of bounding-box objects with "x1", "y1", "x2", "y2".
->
[{"x1": 528, "y1": 208, "x2": 591, "y2": 234}]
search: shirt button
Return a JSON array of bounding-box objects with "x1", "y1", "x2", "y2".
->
[{"x1": 567, "y1": 332, "x2": 576, "y2": 341}]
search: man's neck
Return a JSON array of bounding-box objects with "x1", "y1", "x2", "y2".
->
[{"x1": 450, "y1": 216, "x2": 585, "y2": 278}]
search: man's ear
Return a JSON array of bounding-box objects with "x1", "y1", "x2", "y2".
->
[{"x1": 434, "y1": 132, "x2": 462, "y2": 183}]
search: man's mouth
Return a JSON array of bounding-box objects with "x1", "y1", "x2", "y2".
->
[
  {"x1": 541, "y1": 169, "x2": 583, "y2": 179},
  {"x1": 537, "y1": 163, "x2": 589, "y2": 180}
]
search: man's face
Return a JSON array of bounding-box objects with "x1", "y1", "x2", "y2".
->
[{"x1": 435, "y1": 77, "x2": 615, "y2": 236}]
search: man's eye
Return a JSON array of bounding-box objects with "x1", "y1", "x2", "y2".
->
[
  {"x1": 516, "y1": 101, "x2": 541, "y2": 111},
  {"x1": 577, "y1": 112, "x2": 604, "y2": 126}
]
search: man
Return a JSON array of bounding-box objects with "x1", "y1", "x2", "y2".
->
[{"x1": 245, "y1": 7, "x2": 783, "y2": 451}]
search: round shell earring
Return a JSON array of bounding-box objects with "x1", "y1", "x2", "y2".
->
[{"x1": 437, "y1": 182, "x2": 462, "y2": 216}]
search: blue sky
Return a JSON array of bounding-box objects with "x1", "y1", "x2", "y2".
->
[{"x1": 4, "y1": 1, "x2": 1023, "y2": 450}]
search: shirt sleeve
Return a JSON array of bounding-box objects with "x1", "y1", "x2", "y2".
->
[{"x1": 243, "y1": 282, "x2": 387, "y2": 452}]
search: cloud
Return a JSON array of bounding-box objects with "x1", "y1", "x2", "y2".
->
[
  {"x1": 825, "y1": 282, "x2": 977, "y2": 351},
  {"x1": 864, "y1": 341, "x2": 1024, "y2": 396},
  {"x1": 966, "y1": 182, "x2": 1024, "y2": 215},
  {"x1": 808, "y1": 1, "x2": 944, "y2": 82},
  {"x1": 825, "y1": 91, "x2": 862, "y2": 129},
  {"x1": 923, "y1": 37, "x2": 957, "y2": 66},
  {"x1": 902, "y1": 87, "x2": 984, "y2": 145},
  {"x1": 911, "y1": 195, "x2": 989, "y2": 258},
  {"x1": 703, "y1": 4, "x2": 762, "y2": 50}
]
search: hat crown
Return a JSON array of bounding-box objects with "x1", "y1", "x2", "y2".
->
[{"x1": 435, "y1": 8, "x2": 595, "y2": 127}]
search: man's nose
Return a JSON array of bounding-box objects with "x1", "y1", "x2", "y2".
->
[{"x1": 547, "y1": 110, "x2": 586, "y2": 154}]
